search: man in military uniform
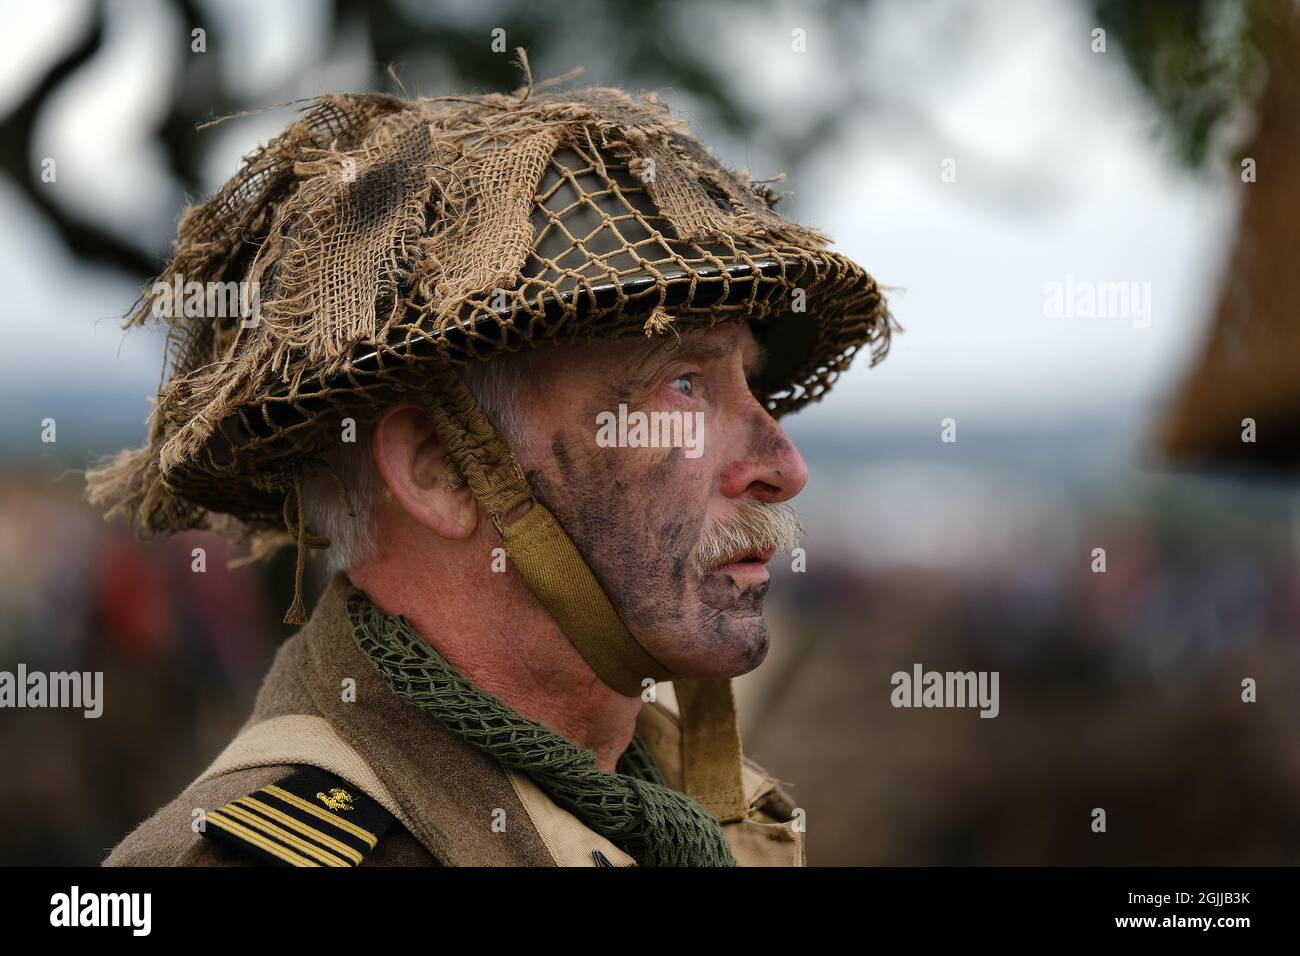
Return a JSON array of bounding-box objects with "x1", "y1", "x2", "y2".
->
[{"x1": 89, "y1": 57, "x2": 893, "y2": 867}]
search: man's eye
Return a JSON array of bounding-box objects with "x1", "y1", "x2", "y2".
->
[{"x1": 670, "y1": 374, "x2": 696, "y2": 397}]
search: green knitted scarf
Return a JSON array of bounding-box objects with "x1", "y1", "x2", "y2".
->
[{"x1": 346, "y1": 591, "x2": 736, "y2": 867}]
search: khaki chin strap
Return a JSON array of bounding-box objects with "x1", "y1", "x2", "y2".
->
[
  {"x1": 673, "y1": 677, "x2": 748, "y2": 822},
  {"x1": 425, "y1": 365, "x2": 748, "y2": 823}
]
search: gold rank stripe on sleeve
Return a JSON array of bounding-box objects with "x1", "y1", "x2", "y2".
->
[
  {"x1": 205, "y1": 810, "x2": 321, "y2": 867},
  {"x1": 261, "y1": 784, "x2": 379, "y2": 848},
  {"x1": 236, "y1": 796, "x2": 365, "y2": 864},
  {"x1": 216, "y1": 803, "x2": 352, "y2": 867},
  {"x1": 200, "y1": 766, "x2": 396, "y2": 867}
]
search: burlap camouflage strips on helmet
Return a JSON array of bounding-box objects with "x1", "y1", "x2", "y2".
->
[{"x1": 87, "y1": 67, "x2": 894, "y2": 555}]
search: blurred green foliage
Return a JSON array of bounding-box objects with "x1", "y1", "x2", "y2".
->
[{"x1": 1091, "y1": 0, "x2": 1273, "y2": 166}]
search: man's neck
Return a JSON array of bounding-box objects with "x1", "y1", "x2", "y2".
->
[{"x1": 347, "y1": 558, "x2": 642, "y2": 772}]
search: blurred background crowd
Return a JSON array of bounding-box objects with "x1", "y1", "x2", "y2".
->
[{"x1": 2, "y1": 0, "x2": 1299, "y2": 865}]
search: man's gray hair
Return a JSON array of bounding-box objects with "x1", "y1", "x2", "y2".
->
[{"x1": 304, "y1": 351, "x2": 538, "y2": 573}]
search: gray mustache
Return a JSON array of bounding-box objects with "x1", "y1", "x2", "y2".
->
[{"x1": 692, "y1": 502, "x2": 803, "y2": 575}]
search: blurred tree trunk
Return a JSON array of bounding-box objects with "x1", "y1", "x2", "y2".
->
[{"x1": 1159, "y1": 3, "x2": 1300, "y2": 470}]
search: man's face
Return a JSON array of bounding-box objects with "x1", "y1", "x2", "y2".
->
[{"x1": 512, "y1": 322, "x2": 809, "y2": 681}]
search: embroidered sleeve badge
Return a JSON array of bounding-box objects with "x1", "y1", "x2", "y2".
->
[{"x1": 202, "y1": 766, "x2": 395, "y2": 867}]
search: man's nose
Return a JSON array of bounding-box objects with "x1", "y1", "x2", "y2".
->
[{"x1": 717, "y1": 406, "x2": 810, "y2": 504}]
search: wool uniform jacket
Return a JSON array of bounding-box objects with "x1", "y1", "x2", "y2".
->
[{"x1": 103, "y1": 573, "x2": 806, "y2": 867}]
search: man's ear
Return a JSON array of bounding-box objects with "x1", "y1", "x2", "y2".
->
[{"x1": 371, "y1": 403, "x2": 478, "y2": 540}]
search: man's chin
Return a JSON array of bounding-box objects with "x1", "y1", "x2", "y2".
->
[
  {"x1": 658, "y1": 613, "x2": 771, "y2": 680},
  {"x1": 718, "y1": 619, "x2": 771, "y2": 675}
]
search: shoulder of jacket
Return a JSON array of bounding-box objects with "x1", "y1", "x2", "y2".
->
[
  {"x1": 198, "y1": 765, "x2": 399, "y2": 867},
  {"x1": 103, "y1": 764, "x2": 295, "y2": 866},
  {"x1": 104, "y1": 764, "x2": 403, "y2": 867}
]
